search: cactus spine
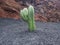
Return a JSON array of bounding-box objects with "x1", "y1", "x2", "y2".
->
[{"x1": 20, "y1": 5, "x2": 36, "y2": 31}]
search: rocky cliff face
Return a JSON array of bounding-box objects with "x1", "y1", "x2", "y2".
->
[{"x1": 0, "y1": 0, "x2": 60, "y2": 22}]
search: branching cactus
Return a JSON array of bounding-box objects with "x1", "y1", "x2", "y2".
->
[{"x1": 20, "y1": 5, "x2": 36, "y2": 31}]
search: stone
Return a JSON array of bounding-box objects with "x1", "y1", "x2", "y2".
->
[{"x1": 0, "y1": 0, "x2": 60, "y2": 22}]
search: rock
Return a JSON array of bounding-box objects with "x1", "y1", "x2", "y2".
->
[
  {"x1": 0, "y1": 0, "x2": 21, "y2": 19},
  {"x1": 35, "y1": 14, "x2": 48, "y2": 22},
  {"x1": 0, "y1": 0, "x2": 60, "y2": 22}
]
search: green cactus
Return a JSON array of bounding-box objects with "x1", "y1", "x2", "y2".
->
[{"x1": 20, "y1": 5, "x2": 36, "y2": 31}]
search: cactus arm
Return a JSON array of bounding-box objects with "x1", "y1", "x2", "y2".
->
[
  {"x1": 20, "y1": 10, "x2": 25, "y2": 20},
  {"x1": 20, "y1": 8, "x2": 28, "y2": 21}
]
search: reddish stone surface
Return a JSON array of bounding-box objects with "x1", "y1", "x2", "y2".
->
[
  {"x1": 0, "y1": 0, "x2": 21, "y2": 19},
  {"x1": 35, "y1": 14, "x2": 48, "y2": 22},
  {"x1": 0, "y1": 0, "x2": 60, "y2": 22}
]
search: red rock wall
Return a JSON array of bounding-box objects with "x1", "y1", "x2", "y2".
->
[
  {"x1": 0, "y1": 0, "x2": 21, "y2": 19},
  {"x1": 0, "y1": 0, "x2": 60, "y2": 22}
]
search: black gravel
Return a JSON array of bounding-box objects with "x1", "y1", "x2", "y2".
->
[{"x1": 0, "y1": 18, "x2": 60, "y2": 45}]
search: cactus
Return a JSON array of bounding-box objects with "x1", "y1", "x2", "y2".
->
[{"x1": 20, "y1": 5, "x2": 36, "y2": 31}]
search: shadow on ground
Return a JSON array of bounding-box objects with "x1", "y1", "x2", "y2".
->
[{"x1": 0, "y1": 18, "x2": 60, "y2": 45}]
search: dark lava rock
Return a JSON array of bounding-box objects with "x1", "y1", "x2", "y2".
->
[{"x1": 0, "y1": 18, "x2": 60, "y2": 45}]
